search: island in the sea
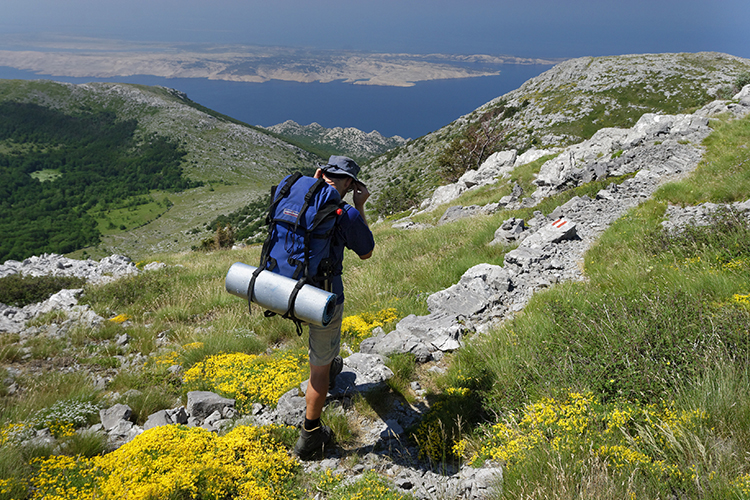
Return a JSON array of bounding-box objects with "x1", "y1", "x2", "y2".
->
[{"x1": 0, "y1": 35, "x2": 559, "y2": 87}]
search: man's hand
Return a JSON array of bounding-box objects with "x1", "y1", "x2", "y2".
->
[{"x1": 352, "y1": 181, "x2": 370, "y2": 208}]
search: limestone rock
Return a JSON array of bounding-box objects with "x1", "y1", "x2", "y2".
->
[
  {"x1": 459, "y1": 150, "x2": 517, "y2": 188},
  {"x1": 186, "y1": 391, "x2": 235, "y2": 420},
  {"x1": 100, "y1": 404, "x2": 133, "y2": 431},
  {"x1": 518, "y1": 217, "x2": 578, "y2": 249},
  {"x1": 489, "y1": 217, "x2": 526, "y2": 246}
]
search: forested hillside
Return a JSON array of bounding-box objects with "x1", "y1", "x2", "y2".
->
[{"x1": 0, "y1": 102, "x2": 199, "y2": 261}]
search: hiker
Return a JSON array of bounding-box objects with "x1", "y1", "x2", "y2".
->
[{"x1": 293, "y1": 156, "x2": 375, "y2": 460}]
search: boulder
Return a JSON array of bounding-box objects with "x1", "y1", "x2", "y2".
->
[
  {"x1": 274, "y1": 389, "x2": 307, "y2": 426},
  {"x1": 504, "y1": 247, "x2": 548, "y2": 269},
  {"x1": 459, "y1": 150, "x2": 517, "y2": 188},
  {"x1": 143, "y1": 410, "x2": 173, "y2": 430},
  {"x1": 518, "y1": 217, "x2": 578, "y2": 249},
  {"x1": 427, "y1": 183, "x2": 467, "y2": 209},
  {"x1": 359, "y1": 325, "x2": 432, "y2": 362},
  {"x1": 489, "y1": 217, "x2": 526, "y2": 245},
  {"x1": 324, "y1": 353, "x2": 394, "y2": 397},
  {"x1": 737, "y1": 84, "x2": 750, "y2": 106},
  {"x1": 432, "y1": 264, "x2": 511, "y2": 313},
  {"x1": 514, "y1": 148, "x2": 558, "y2": 167},
  {"x1": 100, "y1": 404, "x2": 133, "y2": 431},
  {"x1": 186, "y1": 391, "x2": 235, "y2": 420}
]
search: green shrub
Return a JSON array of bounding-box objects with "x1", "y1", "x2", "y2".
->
[
  {"x1": 0, "y1": 444, "x2": 31, "y2": 500},
  {"x1": 118, "y1": 386, "x2": 180, "y2": 426},
  {"x1": 79, "y1": 270, "x2": 170, "y2": 310},
  {"x1": 58, "y1": 430, "x2": 108, "y2": 458},
  {"x1": 0, "y1": 337, "x2": 22, "y2": 364},
  {"x1": 385, "y1": 353, "x2": 416, "y2": 401},
  {"x1": 411, "y1": 366, "x2": 492, "y2": 465},
  {"x1": 435, "y1": 109, "x2": 510, "y2": 183},
  {"x1": 195, "y1": 224, "x2": 235, "y2": 251},
  {"x1": 371, "y1": 179, "x2": 422, "y2": 217},
  {"x1": 736, "y1": 70, "x2": 750, "y2": 91},
  {"x1": 0, "y1": 274, "x2": 86, "y2": 307}
]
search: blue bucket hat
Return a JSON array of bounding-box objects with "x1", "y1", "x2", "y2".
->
[{"x1": 320, "y1": 155, "x2": 364, "y2": 187}]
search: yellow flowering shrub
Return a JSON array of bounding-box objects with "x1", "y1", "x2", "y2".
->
[
  {"x1": 0, "y1": 477, "x2": 27, "y2": 499},
  {"x1": 148, "y1": 342, "x2": 204, "y2": 368},
  {"x1": 476, "y1": 392, "x2": 712, "y2": 487},
  {"x1": 341, "y1": 308, "x2": 399, "y2": 348},
  {"x1": 183, "y1": 351, "x2": 307, "y2": 410},
  {"x1": 29, "y1": 424, "x2": 299, "y2": 500},
  {"x1": 477, "y1": 392, "x2": 596, "y2": 465},
  {"x1": 30, "y1": 455, "x2": 101, "y2": 500},
  {"x1": 315, "y1": 468, "x2": 343, "y2": 495},
  {"x1": 733, "y1": 293, "x2": 750, "y2": 307},
  {"x1": 0, "y1": 422, "x2": 32, "y2": 446},
  {"x1": 108, "y1": 314, "x2": 130, "y2": 323},
  {"x1": 327, "y1": 471, "x2": 411, "y2": 500},
  {"x1": 732, "y1": 473, "x2": 750, "y2": 497},
  {"x1": 722, "y1": 257, "x2": 749, "y2": 272}
]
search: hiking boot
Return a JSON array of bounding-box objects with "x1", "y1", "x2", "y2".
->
[
  {"x1": 329, "y1": 355, "x2": 343, "y2": 390},
  {"x1": 293, "y1": 425, "x2": 332, "y2": 460}
]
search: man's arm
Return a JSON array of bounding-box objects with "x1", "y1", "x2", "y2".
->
[
  {"x1": 352, "y1": 181, "x2": 370, "y2": 227},
  {"x1": 352, "y1": 182, "x2": 373, "y2": 260}
]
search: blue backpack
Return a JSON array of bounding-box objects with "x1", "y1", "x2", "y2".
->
[{"x1": 248, "y1": 172, "x2": 345, "y2": 332}]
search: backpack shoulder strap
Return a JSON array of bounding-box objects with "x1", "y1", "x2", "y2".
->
[
  {"x1": 291, "y1": 177, "x2": 327, "y2": 231},
  {"x1": 266, "y1": 172, "x2": 303, "y2": 223}
]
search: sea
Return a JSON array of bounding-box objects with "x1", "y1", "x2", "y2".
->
[{"x1": 0, "y1": 64, "x2": 552, "y2": 139}]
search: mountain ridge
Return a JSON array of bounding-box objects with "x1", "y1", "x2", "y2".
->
[
  {"x1": 364, "y1": 51, "x2": 750, "y2": 215},
  {"x1": 2, "y1": 51, "x2": 749, "y2": 259},
  {"x1": 264, "y1": 120, "x2": 408, "y2": 163}
]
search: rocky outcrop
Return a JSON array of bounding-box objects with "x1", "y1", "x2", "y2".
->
[
  {"x1": 0, "y1": 253, "x2": 138, "y2": 282},
  {"x1": 408, "y1": 88, "x2": 749, "y2": 218},
  {"x1": 0, "y1": 254, "x2": 144, "y2": 335},
  {"x1": 532, "y1": 113, "x2": 711, "y2": 198},
  {"x1": 265, "y1": 120, "x2": 407, "y2": 160},
  {"x1": 419, "y1": 148, "x2": 558, "y2": 212}
]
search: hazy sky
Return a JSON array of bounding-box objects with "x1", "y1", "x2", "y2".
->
[{"x1": 1, "y1": 0, "x2": 749, "y2": 59}]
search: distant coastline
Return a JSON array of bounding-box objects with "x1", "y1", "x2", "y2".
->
[{"x1": 0, "y1": 65, "x2": 553, "y2": 139}]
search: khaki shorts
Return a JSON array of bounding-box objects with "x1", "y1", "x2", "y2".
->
[{"x1": 308, "y1": 303, "x2": 344, "y2": 366}]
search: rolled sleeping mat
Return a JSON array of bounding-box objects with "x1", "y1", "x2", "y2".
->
[{"x1": 225, "y1": 262, "x2": 337, "y2": 327}]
